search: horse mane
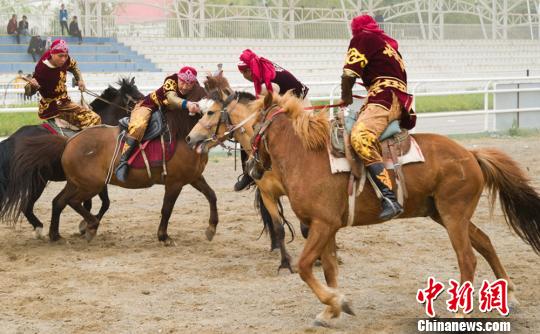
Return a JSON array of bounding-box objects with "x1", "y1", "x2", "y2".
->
[
  {"x1": 205, "y1": 74, "x2": 231, "y2": 92},
  {"x1": 252, "y1": 92, "x2": 329, "y2": 151},
  {"x1": 166, "y1": 109, "x2": 201, "y2": 140},
  {"x1": 237, "y1": 91, "x2": 256, "y2": 103},
  {"x1": 89, "y1": 85, "x2": 118, "y2": 111}
]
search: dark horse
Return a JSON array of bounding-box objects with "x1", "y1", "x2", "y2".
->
[
  {"x1": 0, "y1": 78, "x2": 144, "y2": 238},
  {"x1": 7, "y1": 88, "x2": 218, "y2": 244}
]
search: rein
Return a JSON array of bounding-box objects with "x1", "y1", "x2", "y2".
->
[
  {"x1": 84, "y1": 88, "x2": 134, "y2": 113},
  {"x1": 303, "y1": 94, "x2": 364, "y2": 111}
]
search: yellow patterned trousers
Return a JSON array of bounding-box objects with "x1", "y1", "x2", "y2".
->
[
  {"x1": 57, "y1": 101, "x2": 101, "y2": 128},
  {"x1": 350, "y1": 94, "x2": 401, "y2": 166},
  {"x1": 126, "y1": 105, "x2": 153, "y2": 142}
]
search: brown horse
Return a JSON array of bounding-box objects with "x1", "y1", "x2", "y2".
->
[
  {"x1": 10, "y1": 103, "x2": 218, "y2": 244},
  {"x1": 189, "y1": 91, "x2": 540, "y2": 326},
  {"x1": 193, "y1": 75, "x2": 296, "y2": 271}
]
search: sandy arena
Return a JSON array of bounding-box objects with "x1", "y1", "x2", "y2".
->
[{"x1": 0, "y1": 135, "x2": 539, "y2": 333}]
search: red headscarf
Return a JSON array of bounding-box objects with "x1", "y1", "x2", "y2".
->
[
  {"x1": 178, "y1": 66, "x2": 198, "y2": 84},
  {"x1": 238, "y1": 49, "x2": 276, "y2": 96},
  {"x1": 351, "y1": 14, "x2": 398, "y2": 51},
  {"x1": 39, "y1": 39, "x2": 69, "y2": 62}
]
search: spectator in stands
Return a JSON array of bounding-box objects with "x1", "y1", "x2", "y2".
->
[
  {"x1": 24, "y1": 39, "x2": 101, "y2": 131},
  {"x1": 375, "y1": 12, "x2": 385, "y2": 23},
  {"x1": 69, "y1": 16, "x2": 83, "y2": 44},
  {"x1": 235, "y1": 48, "x2": 310, "y2": 191},
  {"x1": 45, "y1": 36, "x2": 52, "y2": 51},
  {"x1": 340, "y1": 14, "x2": 415, "y2": 221},
  {"x1": 13, "y1": 70, "x2": 27, "y2": 101},
  {"x1": 27, "y1": 33, "x2": 45, "y2": 62},
  {"x1": 17, "y1": 15, "x2": 29, "y2": 44},
  {"x1": 59, "y1": 4, "x2": 69, "y2": 35},
  {"x1": 115, "y1": 66, "x2": 206, "y2": 182},
  {"x1": 7, "y1": 14, "x2": 18, "y2": 43}
]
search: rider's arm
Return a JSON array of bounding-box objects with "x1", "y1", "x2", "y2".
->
[
  {"x1": 165, "y1": 91, "x2": 187, "y2": 110},
  {"x1": 66, "y1": 57, "x2": 83, "y2": 83}
]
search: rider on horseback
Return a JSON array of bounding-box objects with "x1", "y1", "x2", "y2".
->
[
  {"x1": 115, "y1": 66, "x2": 207, "y2": 182},
  {"x1": 24, "y1": 39, "x2": 101, "y2": 129},
  {"x1": 340, "y1": 14, "x2": 415, "y2": 221},
  {"x1": 235, "y1": 49, "x2": 310, "y2": 191}
]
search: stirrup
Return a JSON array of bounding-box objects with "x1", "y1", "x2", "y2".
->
[
  {"x1": 379, "y1": 197, "x2": 404, "y2": 221},
  {"x1": 234, "y1": 173, "x2": 254, "y2": 192}
]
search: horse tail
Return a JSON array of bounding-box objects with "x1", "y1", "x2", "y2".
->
[
  {"x1": 0, "y1": 137, "x2": 15, "y2": 209},
  {"x1": 471, "y1": 148, "x2": 540, "y2": 254},
  {"x1": 1, "y1": 135, "x2": 67, "y2": 222}
]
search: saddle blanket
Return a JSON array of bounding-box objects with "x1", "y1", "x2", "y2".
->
[
  {"x1": 124, "y1": 137, "x2": 176, "y2": 169},
  {"x1": 329, "y1": 136, "x2": 425, "y2": 174}
]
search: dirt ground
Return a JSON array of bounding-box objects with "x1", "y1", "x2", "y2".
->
[{"x1": 0, "y1": 135, "x2": 539, "y2": 334}]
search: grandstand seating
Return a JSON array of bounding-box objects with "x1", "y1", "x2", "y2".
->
[
  {"x1": 0, "y1": 35, "x2": 159, "y2": 73},
  {"x1": 119, "y1": 37, "x2": 540, "y2": 84},
  {"x1": 2, "y1": 36, "x2": 540, "y2": 99}
]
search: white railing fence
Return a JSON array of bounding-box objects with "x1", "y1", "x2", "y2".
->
[{"x1": 2, "y1": 76, "x2": 540, "y2": 135}]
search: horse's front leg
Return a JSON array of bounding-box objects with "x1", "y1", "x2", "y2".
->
[
  {"x1": 190, "y1": 176, "x2": 218, "y2": 241},
  {"x1": 157, "y1": 183, "x2": 183, "y2": 246}
]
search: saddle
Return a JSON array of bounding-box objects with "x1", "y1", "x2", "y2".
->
[
  {"x1": 329, "y1": 109, "x2": 424, "y2": 207},
  {"x1": 41, "y1": 118, "x2": 80, "y2": 138},
  {"x1": 117, "y1": 109, "x2": 173, "y2": 180},
  {"x1": 118, "y1": 109, "x2": 167, "y2": 142}
]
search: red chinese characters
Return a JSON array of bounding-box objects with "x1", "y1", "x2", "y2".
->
[{"x1": 416, "y1": 277, "x2": 445, "y2": 317}]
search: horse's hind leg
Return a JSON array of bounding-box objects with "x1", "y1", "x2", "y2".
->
[
  {"x1": 78, "y1": 187, "x2": 111, "y2": 235},
  {"x1": 190, "y1": 176, "x2": 218, "y2": 241},
  {"x1": 50, "y1": 183, "x2": 78, "y2": 241},
  {"x1": 24, "y1": 181, "x2": 46, "y2": 239},
  {"x1": 95, "y1": 186, "x2": 110, "y2": 221},
  {"x1": 468, "y1": 222, "x2": 519, "y2": 306},
  {"x1": 157, "y1": 183, "x2": 183, "y2": 246}
]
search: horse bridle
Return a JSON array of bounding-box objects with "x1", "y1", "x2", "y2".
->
[
  {"x1": 84, "y1": 88, "x2": 138, "y2": 113},
  {"x1": 201, "y1": 91, "x2": 258, "y2": 146}
]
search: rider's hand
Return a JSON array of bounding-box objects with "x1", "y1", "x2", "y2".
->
[
  {"x1": 187, "y1": 101, "x2": 201, "y2": 115},
  {"x1": 28, "y1": 78, "x2": 40, "y2": 89},
  {"x1": 77, "y1": 80, "x2": 86, "y2": 92}
]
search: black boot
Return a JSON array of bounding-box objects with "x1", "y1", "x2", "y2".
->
[
  {"x1": 234, "y1": 173, "x2": 254, "y2": 191},
  {"x1": 234, "y1": 149, "x2": 255, "y2": 191},
  {"x1": 366, "y1": 163, "x2": 404, "y2": 221},
  {"x1": 115, "y1": 136, "x2": 138, "y2": 182}
]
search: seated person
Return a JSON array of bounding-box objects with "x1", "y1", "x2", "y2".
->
[
  {"x1": 69, "y1": 16, "x2": 82, "y2": 44},
  {"x1": 27, "y1": 34, "x2": 45, "y2": 62}
]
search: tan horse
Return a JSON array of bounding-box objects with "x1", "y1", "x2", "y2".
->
[
  {"x1": 195, "y1": 75, "x2": 296, "y2": 272},
  {"x1": 190, "y1": 91, "x2": 540, "y2": 326},
  {"x1": 11, "y1": 106, "x2": 218, "y2": 244}
]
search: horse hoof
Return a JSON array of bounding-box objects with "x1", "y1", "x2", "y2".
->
[
  {"x1": 341, "y1": 300, "x2": 356, "y2": 316},
  {"x1": 312, "y1": 319, "x2": 331, "y2": 328},
  {"x1": 49, "y1": 234, "x2": 62, "y2": 242},
  {"x1": 34, "y1": 227, "x2": 44, "y2": 239},
  {"x1": 161, "y1": 238, "x2": 177, "y2": 247},
  {"x1": 78, "y1": 220, "x2": 87, "y2": 235},
  {"x1": 277, "y1": 260, "x2": 296, "y2": 274},
  {"x1": 85, "y1": 229, "x2": 96, "y2": 242},
  {"x1": 205, "y1": 226, "x2": 216, "y2": 241}
]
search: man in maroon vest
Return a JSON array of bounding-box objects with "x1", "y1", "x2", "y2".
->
[
  {"x1": 235, "y1": 49, "x2": 310, "y2": 191},
  {"x1": 24, "y1": 39, "x2": 101, "y2": 129},
  {"x1": 340, "y1": 14, "x2": 415, "y2": 221},
  {"x1": 115, "y1": 66, "x2": 207, "y2": 182}
]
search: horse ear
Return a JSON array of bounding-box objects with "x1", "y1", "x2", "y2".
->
[
  {"x1": 130, "y1": 77, "x2": 135, "y2": 85},
  {"x1": 219, "y1": 89, "x2": 228, "y2": 101},
  {"x1": 263, "y1": 92, "x2": 273, "y2": 109}
]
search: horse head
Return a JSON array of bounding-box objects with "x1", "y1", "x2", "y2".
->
[{"x1": 117, "y1": 77, "x2": 144, "y2": 111}]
